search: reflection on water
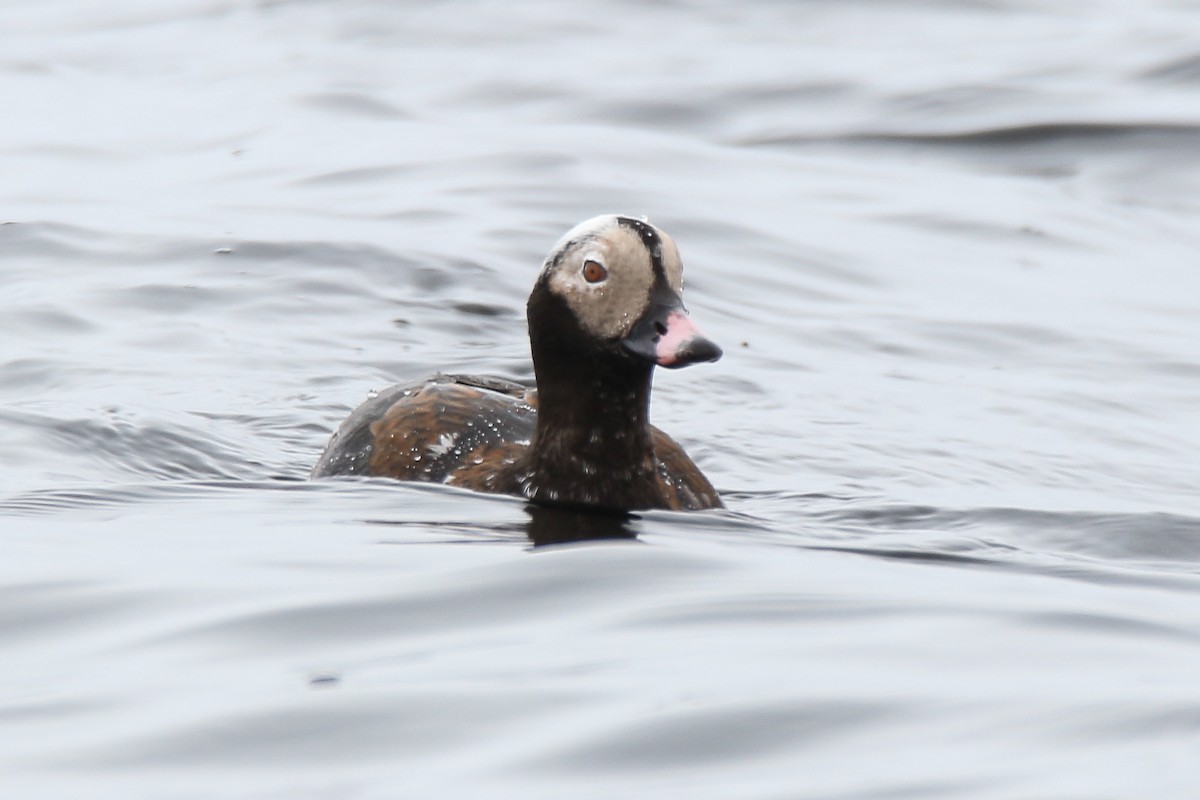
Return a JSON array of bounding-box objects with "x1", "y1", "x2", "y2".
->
[{"x1": 524, "y1": 504, "x2": 638, "y2": 547}]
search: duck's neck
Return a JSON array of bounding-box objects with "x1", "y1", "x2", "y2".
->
[
  {"x1": 524, "y1": 291, "x2": 661, "y2": 510},
  {"x1": 526, "y1": 358, "x2": 660, "y2": 509}
]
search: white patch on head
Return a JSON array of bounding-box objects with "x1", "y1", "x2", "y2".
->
[
  {"x1": 540, "y1": 215, "x2": 685, "y2": 340},
  {"x1": 544, "y1": 214, "x2": 623, "y2": 260}
]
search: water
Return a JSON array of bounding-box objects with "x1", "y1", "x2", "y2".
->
[{"x1": 3, "y1": 1, "x2": 1200, "y2": 797}]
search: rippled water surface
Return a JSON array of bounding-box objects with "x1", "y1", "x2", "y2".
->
[{"x1": 4, "y1": 2, "x2": 1200, "y2": 797}]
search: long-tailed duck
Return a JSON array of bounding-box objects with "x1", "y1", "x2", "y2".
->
[{"x1": 312, "y1": 215, "x2": 723, "y2": 511}]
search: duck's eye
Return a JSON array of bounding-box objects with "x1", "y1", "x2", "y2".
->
[{"x1": 582, "y1": 259, "x2": 608, "y2": 284}]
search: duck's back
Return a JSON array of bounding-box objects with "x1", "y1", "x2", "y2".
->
[
  {"x1": 311, "y1": 374, "x2": 535, "y2": 493},
  {"x1": 311, "y1": 373, "x2": 721, "y2": 510}
]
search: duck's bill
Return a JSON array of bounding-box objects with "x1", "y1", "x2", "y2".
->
[{"x1": 623, "y1": 305, "x2": 722, "y2": 369}]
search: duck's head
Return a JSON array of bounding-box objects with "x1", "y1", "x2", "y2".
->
[{"x1": 529, "y1": 215, "x2": 722, "y2": 370}]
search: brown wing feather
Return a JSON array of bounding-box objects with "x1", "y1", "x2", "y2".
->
[{"x1": 312, "y1": 376, "x2": 536, "y2": 486}]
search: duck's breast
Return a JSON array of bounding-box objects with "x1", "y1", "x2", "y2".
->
[{"x1": 650, "y1": 427, "x2": 724, "y2": 510}]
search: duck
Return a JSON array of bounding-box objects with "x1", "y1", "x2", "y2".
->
[{"x1": 311, "y1": 214, "x2": 724, "y2": 512}]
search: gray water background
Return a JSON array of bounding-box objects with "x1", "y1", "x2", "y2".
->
[{"x1": 3, "y1": 1, "x2": 1200, "y2": 797}]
